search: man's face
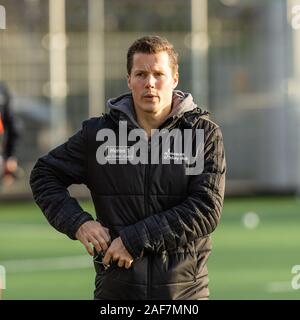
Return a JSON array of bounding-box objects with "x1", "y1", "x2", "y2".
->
[{"x1": 127, "y1": 52, "x2": 179, "y2": 115}]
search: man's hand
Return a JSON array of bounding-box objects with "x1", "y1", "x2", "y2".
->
[
  {"x1": 2, "y1": 157, "x2": 18, "y2": 186},
  {"x1": 75, "y1": 221, "x2": 111, "y2": 256},
  {"x1": 103, "y1": 237, "x2": 133, "y2": 269}
]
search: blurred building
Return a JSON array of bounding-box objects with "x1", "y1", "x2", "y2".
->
[{"x1": 0, "y1": 0, "x2": 299, "y2": 198}]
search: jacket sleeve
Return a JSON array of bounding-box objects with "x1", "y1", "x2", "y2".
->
[
  {"x1": 30, "y1": 121, "x2": 94, "y2": 240},
  {"x1": 119, "y1": 126, "x2": 226, "y2": 259}
]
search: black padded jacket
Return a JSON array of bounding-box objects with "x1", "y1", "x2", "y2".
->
[{"x1": 30, "y1": 91, "x2": 226, "y2": 300}]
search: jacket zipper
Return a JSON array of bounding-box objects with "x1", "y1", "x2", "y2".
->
[{"x1": 145, "y1": 138, "x2": 151, "y2": 299}]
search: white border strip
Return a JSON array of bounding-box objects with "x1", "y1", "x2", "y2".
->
[{"x1": 0, "y1": 5, "x2": 6, "y2": 29}]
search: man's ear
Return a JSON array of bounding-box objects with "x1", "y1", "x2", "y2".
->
[
  {"x1": 127, "y1": 74, "x2": 132, "y2": 90},
  {"x1": 173, "y1": 72, "x2": 179, "y2": 89}
]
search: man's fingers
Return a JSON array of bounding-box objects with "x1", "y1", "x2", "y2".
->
[
  {"x1": 103, "y1": 227, "x2": 111, "y2": 242},
  {"x1": 91, "y1": 223, "x2": 110, "y2": 247},
  {"x1": 81, "y1": 239, "x2": 93, "y2": 256},
  {"x1": 117, "y1": 259, "x2": 125, "y2": 268},
  {"x1": 75, "y1": 221, "x2": 111, "y2": 246},
  {"x1": 98, "y1": 237, "x2": 134, "y2": 269},
  {"x1": 99, "y1": 228, "x2": 110, "y2": 245},
  {"x1": 117, "y1": 259, "x2": 133, "y2": 269},
  {"x1": 89, "y1": 237, "x2": 102, "y2": 254},
  {"x1": 125, "y1": 260, "x2": 133, "y2": 269},
  {"x1": 102, "y1": 251, "x2": 112, "y2": 266},
  {"x1": 75, "y1": 221, "x2": 111, "y2": 254},
  {"x1": 90, "y1": 234, "x2": 108, "y2": 252}
]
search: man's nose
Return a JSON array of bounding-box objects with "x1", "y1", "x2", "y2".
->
[{"x1": 145, "y1": 74, "x2": 156, "y2": 88}]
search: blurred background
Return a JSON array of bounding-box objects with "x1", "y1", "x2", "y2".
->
[{"x1": 0, "y1": 0, "x2": 300, "y2": 300}]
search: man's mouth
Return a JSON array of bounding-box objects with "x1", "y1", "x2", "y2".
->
[{"x1": 143, "y1": 94, "x2": 158, "y2": 99}]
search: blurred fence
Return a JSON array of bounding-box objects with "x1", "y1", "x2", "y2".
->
[{"x1": 0, "y1": 0, "x2": 300, "y2": 199}]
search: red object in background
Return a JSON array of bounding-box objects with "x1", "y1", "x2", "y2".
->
[{"x1": 0, "y1": 113, "x2": 4, "y2": 134}]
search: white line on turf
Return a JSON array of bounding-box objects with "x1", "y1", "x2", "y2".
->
[
  {"x1": 266, "y1": 281, "x2": 293, "y2": 293},
  {"x1": 0, "y1": 223, "x2": 48, "y2": 228},
  {"x1": 0, "y1": 255, "x2": 93, "y2": 273}
]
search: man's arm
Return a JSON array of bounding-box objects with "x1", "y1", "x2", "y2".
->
[
  {"x1": 0, "y1": 86, "x2": 19, "y2": 185},
  {"x1": 30, "y1": 121, "x2": 110, "y2": 255},
  {"x1": 119, "y1": 126, "x2": 226, "y2": 259},
  {"x1": 1, "y1": 89, "x2": 18, "y2": 160}
]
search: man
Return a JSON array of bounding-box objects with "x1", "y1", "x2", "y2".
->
[
  {"x1": 30, "y1": 36, "x2": 226, "y2": 300},
  {"x1": 0, "y1": 82, "x2": 18, "y2": 186}
]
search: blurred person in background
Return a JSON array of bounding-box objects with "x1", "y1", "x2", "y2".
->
[
  {"x1": 0, "y1": 82, "x2": 18, "y2": 186},
  {"x1": 30, "y1": 36, "x2": 226, "y2": 300}
]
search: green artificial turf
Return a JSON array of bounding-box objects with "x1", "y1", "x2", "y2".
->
[{"x1": 0, "y1": 197, "x2": 299, "y2": 299}]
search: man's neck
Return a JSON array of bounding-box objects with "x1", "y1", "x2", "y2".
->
[{"x1": 136, "y1": 105, "x2": 172, "y2": 137}]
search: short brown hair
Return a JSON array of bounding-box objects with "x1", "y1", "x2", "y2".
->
[{"x1": 127, "y1": 35, "x2": 179, "y2": 75}]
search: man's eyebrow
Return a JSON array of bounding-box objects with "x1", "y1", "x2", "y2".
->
[
  {"x1": 134, "y1": 68, "x2": 164, "y2": 74},
  {"x1": 134, "y1": 69, "x2": 148, "y2": 73}
]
